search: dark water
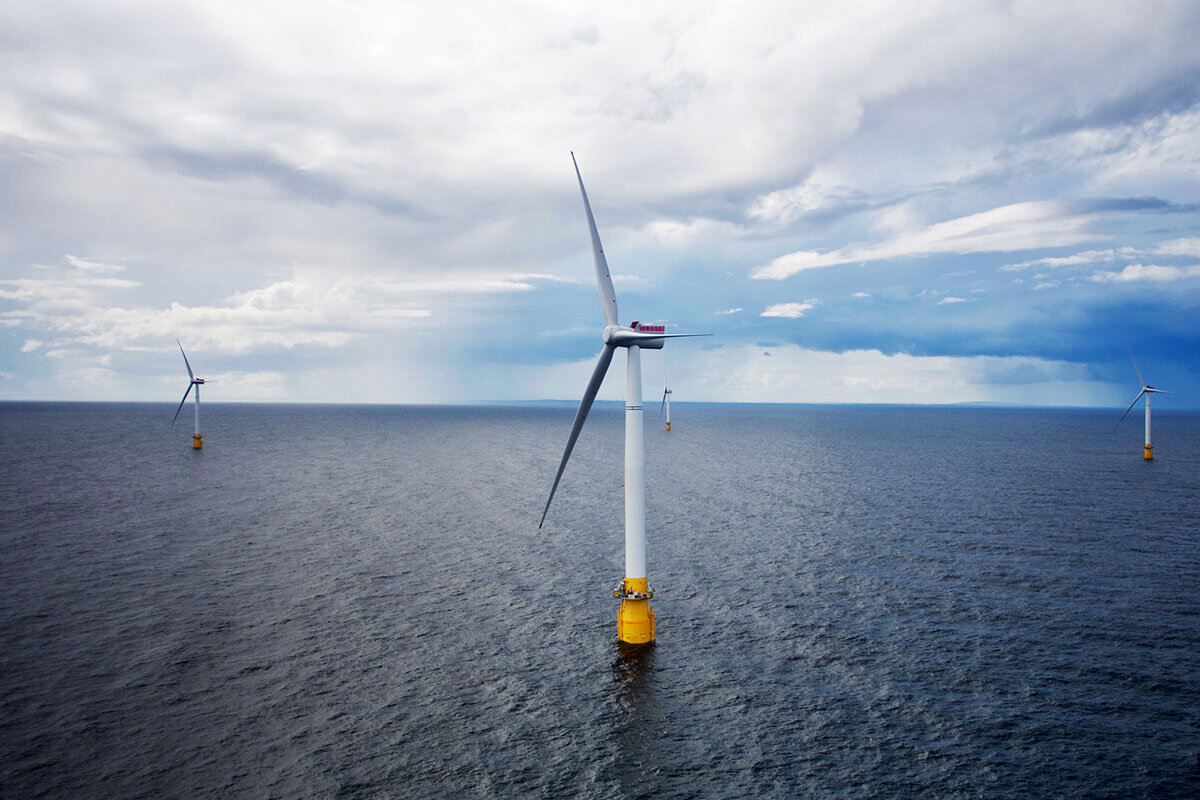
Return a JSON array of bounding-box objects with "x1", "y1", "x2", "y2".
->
[{"x1": 1, "y1": 402, "x2": 1198, "y2": 799}]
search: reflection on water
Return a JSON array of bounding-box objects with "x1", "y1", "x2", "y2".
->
[
  {"x1": 612, "y1": 641, "x2": 656, "y2": 693},
  {"x1": 611, "y1": 642, "x2": 665, "y2": 797}
]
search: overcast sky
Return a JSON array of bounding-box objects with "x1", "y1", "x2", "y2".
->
[{"x1": 2, "y1": 0, "x2": 1198, "y2": 407}]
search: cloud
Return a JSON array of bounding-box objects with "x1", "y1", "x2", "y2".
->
[
  {"x1": 0, "y1": 276, "x2": 141, "y2": 303},
  {"x1": 1154, "y1": 237, "x2": 1200, "y2": 257},
  {"x1": 1090, "y1": 264, "x2": 1200, "y2": 283},
  {"x1": 2, "y1": 1, "x2": 1200, "y2": 404},
  {"x1": 204, "y1": 370, "x2": 287, "y2": 399},
  {"x1": 20, "y1": 339, "x2": 42, "y2": 352},
  {"x1": 2, "y1": 265, "x2": 435, "y2": 354},
  {"x1": 64, "y1": 255, "x2": 127, "y2": 274},
  {"x1": 1, "y1": 259, "x2": 590, "y2": 360},
  {"x1": 850, "y1": 291, "x2": 870, "y2": 298},
  {"x1": 675, "y1": 344, "x2": 1118, "y2": 406},
  {"x1": 746, "y1": 170, "x2": 866, "y2": 225},
  {"x1": 638, "y1": 217, "x2": 744, "y2": 248},
  {"x1": 999, "y1": 248, "x2": 1138, "y2": 271},
  {"x1": 761, "y1": 300, "x2": 818, "y2": 318},
  {"x1": 714, "y1": 307, "x2": 743, "y2": 315},
  {"x1": 936, "y1": 296, "x2": 969, "y2": 304},
  {"x1": 752, "y1": 201, "x2": 1100, "y2": 279}
]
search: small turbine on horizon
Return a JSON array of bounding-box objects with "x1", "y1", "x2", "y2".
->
[
  {"x1": 1115, "y1": 356, "x2": 1170, "y2": 460},
  {"x1": 660, "y1": 373, "x2": 672, "y2": 431},
  {"x1": 172, "y1": 339, "x2": 208, "y2": 449},
  {"x1": 539, "y1": 153, "x2": 710, "y2": 645}
]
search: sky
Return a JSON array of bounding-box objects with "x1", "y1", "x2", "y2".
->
[{"x1": 1, "y1": 0, "x2": 1198, "y2": 407}]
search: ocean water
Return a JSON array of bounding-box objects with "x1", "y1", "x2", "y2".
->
[{"x1": 1, "y1": 401, "x2": 1198, "y2": 799}]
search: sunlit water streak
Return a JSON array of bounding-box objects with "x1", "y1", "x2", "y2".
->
[{"x1": 1, "y1": 402, "x2": 1198, "y2": 798}]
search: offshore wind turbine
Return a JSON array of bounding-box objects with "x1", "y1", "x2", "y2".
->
[
  {"x1": 172, "y1": 339, "x2": 208, "y2": 449},
  {"x1": 1115, "y1": 356, "x2": 1170, "y2": 460},
  {"x1": 539, "y1": 153, "x2": 710, "y2": 645},
  {"x1": 660, "y1": 373, "x2": 672, "y2": 431}
]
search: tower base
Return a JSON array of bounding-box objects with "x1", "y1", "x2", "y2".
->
[
  {"x1": 665, "y1": 421, "x2": 671, "y2": 431},
  {"x1": 193, "y1": 433, "x2": 203, "y2": 450},
  {"x1": 1144, "y1": 443, "x2": 1152, "y2": 460},
  {"x1": 615, "y1": 577, "x2": 655, "y2": 644}
]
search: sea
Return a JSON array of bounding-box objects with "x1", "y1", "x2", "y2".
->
[{"x1": 1, "y1": 402, "x2": 1197, "y2": 799}]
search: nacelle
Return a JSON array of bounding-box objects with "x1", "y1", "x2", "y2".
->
[{"x1": 603, "y1": 322, "x2": 667, "y2": 349}]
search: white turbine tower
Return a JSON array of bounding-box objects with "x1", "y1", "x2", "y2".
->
[
  {"x1": 1116, "y1": 356, "x2": 1171, "y2": 460},
  {"x1": 660, "y1": 373, "x2": 672, "y2": 431},
  {"x1": 539, "y1": 153, "x2": 710, "y2": 645},
  {"x1": 172, "y1": 339, "x2": 208, "y2": 449}
]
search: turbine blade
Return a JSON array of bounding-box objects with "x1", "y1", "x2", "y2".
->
[
  {"x1": 660, "y1": 388, "x2": 667, "y2": 417},
  {"x1": 177, "y1": 339, "x2": 194, "y2": 381},
  {"x1": 637, "y1": 332, "x2": 713, "y2": 340},
  {"x1": 1114, "y1": 390, "x2": 1145, "y2": 431},
  {"x1": 539, "y1": 345, "x2": 616, "y2": 528},
  {"x1": 571, "y1": 153, "x2": 618, "y2": 327},
  {"x1": 171, "y1": 383, "x2": 194, "y2": 426},
  {"x1": 1131, "y1": 354, "x2": 1145, "y2": 388}
]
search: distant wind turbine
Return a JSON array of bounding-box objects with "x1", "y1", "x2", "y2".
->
[
  {"x1": 172, "y1": 339, "x2": 208, "y2": 449},
  {"x1": 659, "y1": 373, "x2": 672, "y2": 431},
  {"x1": 539, "y1": 153, "x2": 711, "y2": 645},
  {"x1": 1115, "y1": 356, "x2": 1170, "y2": 460}
]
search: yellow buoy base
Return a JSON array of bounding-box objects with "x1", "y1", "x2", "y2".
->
[
  {"x1": 665, "y1": 421, "x2": 671, "y2": 431},
  {"x1": 193, "y1": 434, "x2": 203, "y2": 449},
  {"x1": 617, "y1": 577, "x2": 655, "y2": 644},
  {"x1": 1143, "y1": 443, "x2": 1152, "y2": 460}
]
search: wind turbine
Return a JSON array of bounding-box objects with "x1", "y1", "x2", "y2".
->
[
  {"x1": 1115, "y1": 356, "x2": 1170, "y2": 460},
  {"x1": 660, "y1": 374, "x2": 672, "y2": 431},
  {"x1": 539, "y1": 153, "x2": 710, "y2": 645},
  {"x1": 172, "y1": 339, "x2": 208, "y2": 449}
]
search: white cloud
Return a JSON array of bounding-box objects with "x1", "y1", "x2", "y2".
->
[
  {"x1": 761, "y1": 300, "x2": 818, "y2": 318},
  {"x1": 672, "y1": 344, "x2": 1118, "y2": 406},
  {"x1": 638, "y1": 217, "x2": 743, "y2": 248},
  {"x1": 1, "y1": 1, "x2": 1199, "y2": 402},
  {"x1": 753, "y1": 201, "x2": 1100, "y2": 279},
  {"x1": 1082, "y1": 108, "x2": 1200, "y2": 194},
  {"x1": 1154, "y1": 237, "x2": 1200, "y2": 257},
  {"x1": 936, "y1": 296, "x2": 968, "y2": 304},
  {"x1": 746, "y1": 170, "x2": 852, "y2": 225},
  {"x1": 64, "y1": 255, "x2": 126, "y2": 274},
  {"x1": 2, "y1": 266, "x2": 435, "y2": 354},
  {"x1": 204, "y1": 370, "x2": 287, "y2": 399},
  {"x1": 1, "y1": 261, "x2": 592, "y2": 361},
  {"x1": 850, "y1": 291, "x2": 870, "y2": 298},
  {"x1": 20, "y1": 339, "x2": 42, "y2": 352},
  {"x1": 1090, "y1": 264, "x2": 1200, "y2": 283},
  {"x1": 999, "y1": 248, "x2": 1138, "y2": 272},
  {"x1": 714, "y1": 307, "x2": 743, "y2": 315}
]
